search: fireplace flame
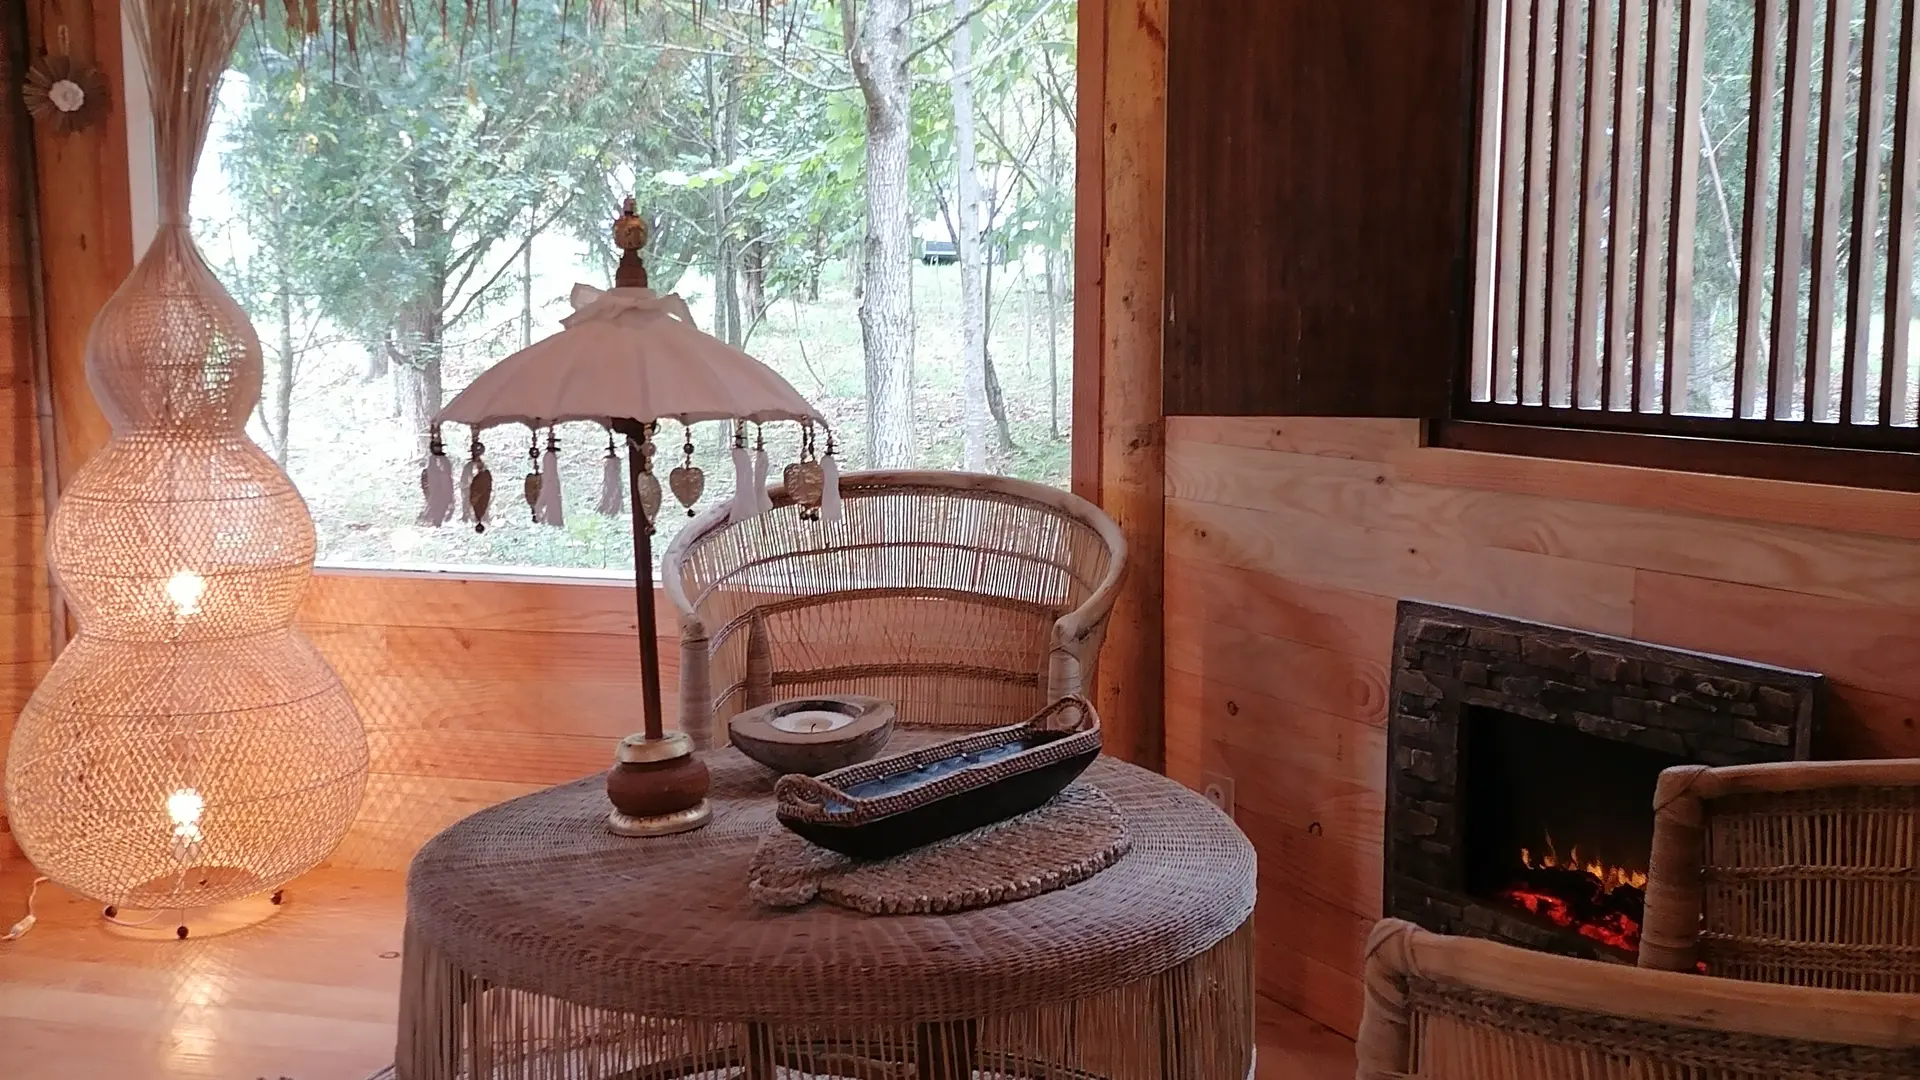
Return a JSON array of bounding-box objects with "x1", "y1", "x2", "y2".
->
[
  {"x1": 1520, "y1": 838, "x2": 1648, "y2": 894},
  {"x1": 1498, "y1": 833, "x2": 1649, "y2": 955}
]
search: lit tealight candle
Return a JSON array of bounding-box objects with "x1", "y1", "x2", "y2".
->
[{"x1": 770, "y1": 710, "x2": 855, "y2": 735}]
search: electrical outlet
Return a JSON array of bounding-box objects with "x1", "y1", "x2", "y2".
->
[{"x1": 1202, "y1": 774, "x2": 1235, "y2": 819}]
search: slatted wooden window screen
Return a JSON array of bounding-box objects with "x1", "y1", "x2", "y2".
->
[{"x1": 1469, "y1": 0, "x2": 1920, "y2": 450}]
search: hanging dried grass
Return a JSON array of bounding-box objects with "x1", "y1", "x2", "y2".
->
[{"x1": 121, "y1": 0, "x2": 253, "y2": 221}]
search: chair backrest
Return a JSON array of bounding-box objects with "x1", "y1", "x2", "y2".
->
[
  {"x1": 1640, "y1": 759, "x2": 1920, "y2": 991},
  {"x1": 663, "y1": 470, "x2": 1124, "y2": 739},
  {"x1": 1358, "y1": 918, "x2": 1920, "y2": 1080}
]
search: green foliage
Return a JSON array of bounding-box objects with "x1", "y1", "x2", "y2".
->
[{"x1": 198, "y1": 0, "x2": 1080, "y2": 569}]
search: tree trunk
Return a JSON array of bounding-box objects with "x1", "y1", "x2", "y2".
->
[
  {"x1": 397, "y1": 172, "x2": 450, "y2": 457},
  {"x1": 844, "y1": 0, "x2": 916, "y2": 467},
  {"x1": 711, "y1": 56, "x2": 746, "y2": 348},
  {"x1": 952, "y1": 0, "x2": 988, "y2": 471},
  {"x1": 743, "y1": 233, "x2": 770, "y2": 327},
  {"x1": 982, "y1": 246, "x2": 1015, "y2": 450},
  {"x1": 1020, "y1": 266, "x2": 1034, "y2": 377},
  {"x1": 521, "y1": 213, "x2": 535, "y2": 350},
  {"x1": 365, "y1": 345, "x2": 387, "y2": 382},
  {"x1": 395, "y1": 296, "x2": 446, "y2": 459},
  {"x1": 808, "y1": 228, "x2": 825, "y2": 301}
]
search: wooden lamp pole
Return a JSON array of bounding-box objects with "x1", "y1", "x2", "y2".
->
[
  {"x1": 603, "y1": 200, "x2": 711, "y2": 835},
  {"x1": 614, "y1": 419, "x2": 664, "y2": 743}
]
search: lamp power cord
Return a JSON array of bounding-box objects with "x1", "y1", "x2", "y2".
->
[{"x1": 3, "y1": 876, "x2": 47, "y2": 941}]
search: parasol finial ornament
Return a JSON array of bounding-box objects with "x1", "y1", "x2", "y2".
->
[{"x1": 613, "y1": 197, "x2": 650, "y2": 289}]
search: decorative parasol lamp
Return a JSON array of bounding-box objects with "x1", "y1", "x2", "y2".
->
[{"x1": 425, "y1": 199, "x2": 838, "y2": 837}]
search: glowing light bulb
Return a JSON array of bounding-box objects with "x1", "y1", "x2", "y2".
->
[
  {"x1": 167, "y1": 787, "x2": 204, "y2": 848},
  {"x1": 165, "y1": 571, "x2": 207, "y2": 617}
]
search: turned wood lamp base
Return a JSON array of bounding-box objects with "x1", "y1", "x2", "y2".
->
[{"x1": 606, "y1": 731, "x2": 713, "y2": 837}]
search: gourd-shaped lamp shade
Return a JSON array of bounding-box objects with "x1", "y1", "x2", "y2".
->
[{"x1": 2, "y1": 0, "x2": 367, "y2": 911}]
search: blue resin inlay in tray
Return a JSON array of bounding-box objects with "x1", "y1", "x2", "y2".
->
[{"x1": 824, "y1": 738, "x2": 1048, "y2": 811}]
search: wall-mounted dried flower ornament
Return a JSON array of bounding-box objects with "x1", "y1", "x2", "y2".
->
[{"x1": 23, "y1": 54, "x2": 110, "y2": 134}]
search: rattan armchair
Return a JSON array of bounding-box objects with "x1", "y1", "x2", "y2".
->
[
  {"x1": 661, "y1": 470, "x2": 1126, "y2": 750},
  {"x1": 1639, "y1": 759, "x2": 1920, "y2": 990},
  {"x1": 1356, "y1": 918, "x2": 1920, "y2": 1079}
]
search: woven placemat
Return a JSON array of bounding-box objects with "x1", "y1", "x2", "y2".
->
[{"x1": 747, "y1": 783, "x2": 1131, "y2": 914}]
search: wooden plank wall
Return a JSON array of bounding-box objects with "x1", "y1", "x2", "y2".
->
[
  {"x1": 27, "y1": 0, "x2": 132, "y2": 488},
  {"x1": 1163, "y1": 415, "x2": 1920, "y2": 1038},
  {"x1": 299, "y1": 571, "x2": 677, "y2": 870},
  {"x1": 1162, "y1": 1, "x2": 1475, "y2": 418},
  {"x1": 0, "y1": 24, "x2": 50, "y2": 861}
]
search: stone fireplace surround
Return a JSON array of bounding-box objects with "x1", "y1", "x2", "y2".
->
[{"x1": 1385, "y1": 600, "x2": 1824, "y2": 960}]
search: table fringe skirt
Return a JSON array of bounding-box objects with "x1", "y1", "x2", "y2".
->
[{"x1": 396, "y1": 918, "x2": 1255, "y2": 1080}]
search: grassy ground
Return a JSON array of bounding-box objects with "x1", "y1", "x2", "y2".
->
[{"x1": 274, "y1": 261, "x2": 1074, "y2": 571}]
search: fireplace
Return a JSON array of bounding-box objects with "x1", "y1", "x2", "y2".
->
[{"x1": 1385, "y1": 602, "x2": 1823, "y2": 962}]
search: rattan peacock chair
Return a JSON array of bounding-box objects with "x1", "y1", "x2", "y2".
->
[
  {"x1": 1639, "y1": 758, "x2": 1920, "y2": 991},
  {"x1": 661, "y1": 469, "x2": 1127, "y2": 751},
  {"x1": 1356, "y1": 918, "x2": 1920, "y2": 1080}
]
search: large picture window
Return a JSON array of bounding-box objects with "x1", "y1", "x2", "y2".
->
[
  {"x1": 1460, "y1": 0, "x2": 1920, "y2": 480},
  {"x1": 188, "y1": 0, "x2": 1079, "y2": 569}
]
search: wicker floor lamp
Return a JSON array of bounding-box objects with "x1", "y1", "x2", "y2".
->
[{"x1": 2, "y1": 0, "x2": 367, "y2": 932}]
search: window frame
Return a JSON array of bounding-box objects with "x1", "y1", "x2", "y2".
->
[
  {"x1": 112, "y1": 7, "x2": 1101, "y2": 580},
  {"x1": 1445, "y1": 0, "x2": 1920, "y2": 491}
]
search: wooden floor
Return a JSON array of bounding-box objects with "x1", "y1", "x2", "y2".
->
[{"x1": 0, "y1": 863, "x2": 1356, "y2": 1080}]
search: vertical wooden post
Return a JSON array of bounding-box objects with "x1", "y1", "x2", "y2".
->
[
  {"x1": 1071, "y1": 0, "x2": 1107, "y2": 506},
  {"x1": 1083, "y1": 0, "x2": 1167, "y2": 771},
  {"x1": 25, "y1": 0, "x2": 133, "y2": 488}
]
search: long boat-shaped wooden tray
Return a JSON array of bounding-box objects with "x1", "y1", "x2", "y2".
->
[{"x1": 773, "y1": 696, "x2": 1102, "y2": 860}]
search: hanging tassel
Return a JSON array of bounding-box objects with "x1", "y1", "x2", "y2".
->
[
  {"x1": 729, "y1": 444, "x2": 757, "y2": 522},
  {"x1": 420, "y1": 427, "x2": 455, "y2": 526},
  {"x1": 752, "y1": 423, "x2": 774, "y2": 513},
  {"x1": 538, "y1": 428, "x2": 566, "y2": 527},
  {"x1": 598, "y1": 434, "x2": 625, "y2": 517},
  {"x1": 820, "y1": 433, "x2": 843, "y2": 526},
  {"x1": 728, "y1": 422, "x2": 757, "y2": 522}
]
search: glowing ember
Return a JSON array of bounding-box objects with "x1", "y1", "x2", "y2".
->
[{"x1": 1494, "y1": 836, "x2": 1647, "y2": 955}]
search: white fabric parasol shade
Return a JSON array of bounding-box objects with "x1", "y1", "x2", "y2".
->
[{"x1": 437, "y1": 285, "x2": 821, "y2": 430}]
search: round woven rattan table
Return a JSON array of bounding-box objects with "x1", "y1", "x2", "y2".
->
[{"x1": 396, "y1": 742, "x2": 1257, "y2": 1080}]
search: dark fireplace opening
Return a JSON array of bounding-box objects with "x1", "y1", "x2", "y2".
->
[{"x1": 1462, "y1": 706, "x2": 1687, "y2": 958}]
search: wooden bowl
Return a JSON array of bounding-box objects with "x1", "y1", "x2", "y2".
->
[{"x1": 729, "y1": 695, "x2": 896, "y2": 776}]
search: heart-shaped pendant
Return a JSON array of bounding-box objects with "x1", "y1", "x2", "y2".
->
[
  {"x1": 784, "y1": 460, "x2": 825, "y2": 512},
  {"x1": 523, "y1": 472, "x2": 542, "y2": 520},
  {"x1": 669, "y1": 464, "x2": 706, "y2": 516},
  {"x1": 634, "y1": 472, "x2": 663, "y2": 524}
]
